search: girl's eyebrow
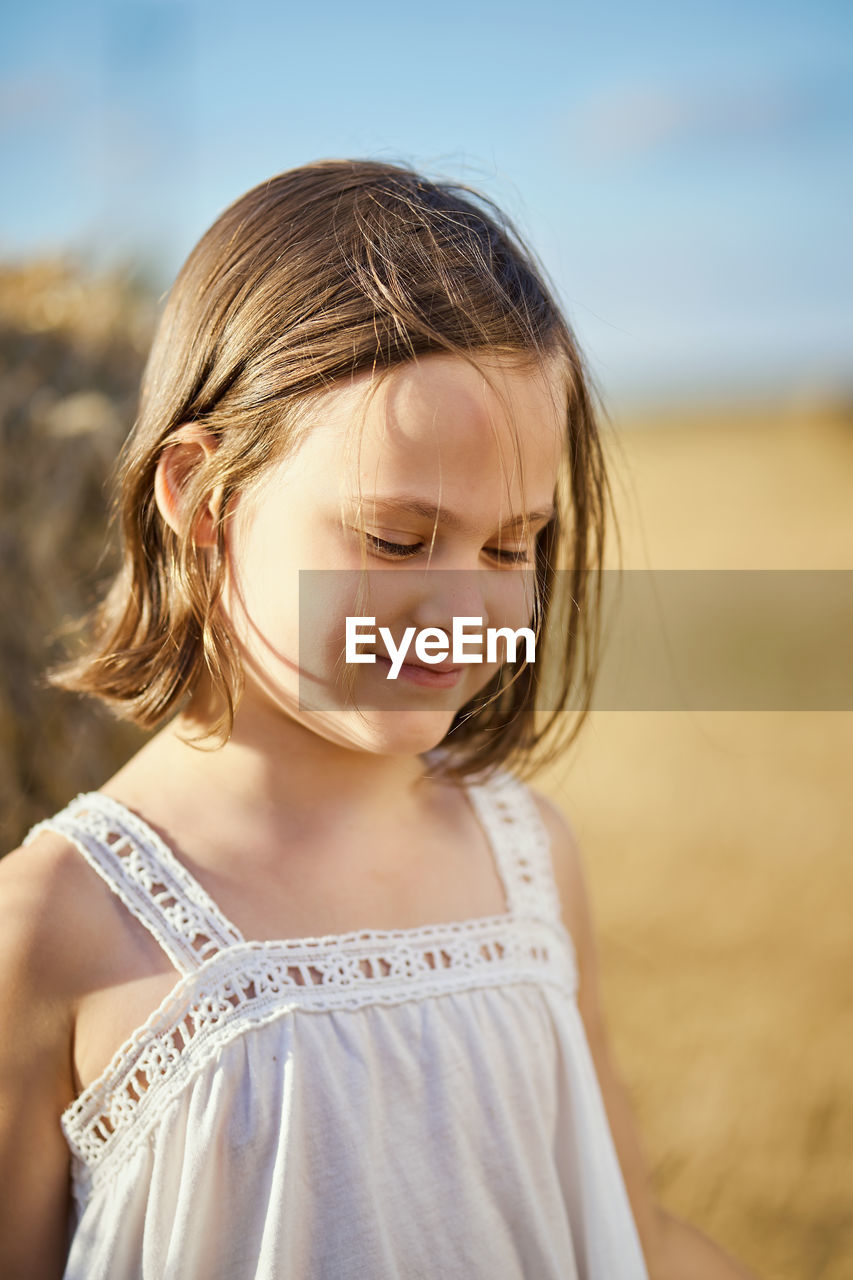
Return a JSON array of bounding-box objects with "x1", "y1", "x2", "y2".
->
[{"x1": 351, "y1": 496, "x2": 557, "y2": 532}]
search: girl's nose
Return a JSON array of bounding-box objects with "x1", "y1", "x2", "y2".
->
[{"x1": 408, "y1": 569, "x2": 490, "y2": 636}]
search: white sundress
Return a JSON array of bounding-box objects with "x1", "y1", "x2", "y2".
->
[{"x1": 24, "y1": 762, "x2": 649, "y2": 1280}]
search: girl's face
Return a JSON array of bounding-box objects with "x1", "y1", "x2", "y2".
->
[{"x1": 219, "y1": 350, "x2": 566, "y2": 758}]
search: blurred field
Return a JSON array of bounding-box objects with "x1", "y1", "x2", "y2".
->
[
  {"x1": 540, "y1": 398, "x2": 853, "y2": 1278},
  {"x1": 0, "y1": 259, "x2": 150, "y2": 843},
  {"x1": 2, "y1": 260, "x2": 851, "y2": 1277}
]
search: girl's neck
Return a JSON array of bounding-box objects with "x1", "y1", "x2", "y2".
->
[{"x1": 108, "y1": 678, "x2": 442, "y2": 840}]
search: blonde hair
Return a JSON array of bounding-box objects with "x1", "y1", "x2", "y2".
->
[{"x1": 50, "y1": 158, "x2": 617, "y2": 784}]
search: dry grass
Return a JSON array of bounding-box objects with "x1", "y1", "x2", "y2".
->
[
  {"x1": 0, "y1": 259, "x2": 150, "y2": 845},
  {"x1": 538, "y1": 397, "x2": 853, "y2": 1277},
  {"x1": 2, "y1": 260, "x2": 851, "y2": 1276}
]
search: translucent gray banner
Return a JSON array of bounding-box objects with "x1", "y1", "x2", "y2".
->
[{"x1": 297, "y1": 569, "x2": 853, "y2": 711}]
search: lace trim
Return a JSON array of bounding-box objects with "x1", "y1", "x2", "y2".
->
[
  {"x1": 467, "y1": 770, "x2": 562, "y2": 922},
  {"x1": 63, "y1": 916, "x2": 577, "y2": 1200},
  {"x1": 25, "y1": 767, "x2": 562, "y2": 975},
  {"x1": 23, "y1": 762, "x2": 573, "y2": 1199},
  {"x1": 24, "y1": 793, "x2": 245, "y2": 974}
]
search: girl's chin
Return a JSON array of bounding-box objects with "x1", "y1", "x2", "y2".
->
[{"x1": 289, "y1": 704, "x2": 459, "y2": 757}]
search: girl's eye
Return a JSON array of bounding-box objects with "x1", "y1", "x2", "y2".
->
[
  {"x1": 364, "y1": 534, "x2": 421, "y2": 558},
  {"x1": 491, "y1": 547, "x2": 530, "y2": 564},
  {"x1": 362, "y1": 533, "x2": 530, "y2": 564}
]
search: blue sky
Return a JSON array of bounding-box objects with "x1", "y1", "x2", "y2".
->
[{"x1": 1, "y1": 0, "x2": 850, "y2": 408}]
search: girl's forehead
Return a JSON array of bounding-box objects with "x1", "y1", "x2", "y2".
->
[
  {"x1": 327, "y1": 351, "x2": 567, "y2": 468},
  {"x1": 325, "y1": 355, "x2": 563, "y2": 524},
  {"x1": 237, "y1": 352, "x2": 566, "y2": 528},
  {"x1": 268, "y1": 353, "x2": 566, "y2": 523}
]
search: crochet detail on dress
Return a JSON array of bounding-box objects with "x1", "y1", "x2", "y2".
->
[
  {"x1": 25, "y1": 766, "x2": 562, "y2": 974},
  {"x1": 468, "y1": 769, "x2": 563, "y2": 923},
  {"x1": 24, "y1": 793, "x2": 245, "y2": 975},
  {"x1": 62, "y1": 914, "x2": 576, "y2": 1196},
  {"x1": 24, "y1": 764, "x2": 576, "y2": 1199}
]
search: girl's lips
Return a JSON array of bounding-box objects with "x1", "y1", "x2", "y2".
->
[{"x1": 374, "y1": 654, "x2": 464, "y2": 689}]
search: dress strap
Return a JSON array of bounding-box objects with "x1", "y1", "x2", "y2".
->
[
  {"x1": 463, "y1": 767, "x2": 563, "y2": 925},
  {"x1": 24, "y1": 792, "x2": 245, "y2": 975}
]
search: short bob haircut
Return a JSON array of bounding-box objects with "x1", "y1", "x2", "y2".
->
[{"x1": 50, "y1": 159, "x2": 618, "y2": 786}]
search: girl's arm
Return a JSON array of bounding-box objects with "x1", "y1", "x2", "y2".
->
[
  {"x1": 532, "y1": 791, "x2": 762, "y2": 1280},
  {"x1": 0, "y1": 837, "x2": 82, "y2": 1279}
]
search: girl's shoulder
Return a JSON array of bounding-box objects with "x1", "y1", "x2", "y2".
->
[
  {"x1": 0, "y1": 828, "x2": 104, "y2": 995},
  {"x1": 0, "y1": 823, "x2": 169, "y2": 1028},
  {"x1": 0, "y1": 826, "x2": 166, "y2": 1272},
  {"x1": 0, "y1": 832, "x2": 94, "y2": 1187}
]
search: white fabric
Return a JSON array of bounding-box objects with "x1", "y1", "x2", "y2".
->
[{"x1": 25, "y1": 760, "x2": 649, "y2": 1279}]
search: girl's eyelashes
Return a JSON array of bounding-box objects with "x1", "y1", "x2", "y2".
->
[
  {"x1": 363, "y1": 534, "x2": 421, "y2": 558},
  {"x1": 360, "y1": 532, "x2": 531, "y2": 564}
]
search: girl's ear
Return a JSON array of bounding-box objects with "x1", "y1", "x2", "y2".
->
[{"x1": 154, "y1": 426, "x2": 223, "y2": 547}]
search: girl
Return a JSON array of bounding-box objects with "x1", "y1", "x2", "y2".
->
[{"x1": 0, "y1": 160, "x2": 757, "y2": 1279}]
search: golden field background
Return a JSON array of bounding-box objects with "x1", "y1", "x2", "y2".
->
[
  {"x1": 1, "y1": 261, "x2": 851, "y2": 1278},
  {"x1": 540, "y1": 398, "x2": 853, "y2": 1278}
]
